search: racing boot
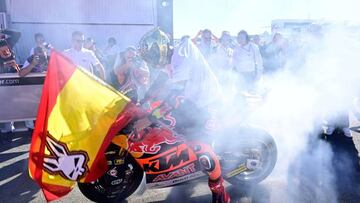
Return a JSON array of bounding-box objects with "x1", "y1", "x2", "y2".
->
[{"x1": 209, "y1": 177, "x2": 230, "y2": 203}]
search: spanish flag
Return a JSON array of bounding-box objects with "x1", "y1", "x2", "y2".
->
[{"x1": 28, "y1": 51, "x2": 133, "y2": 201}]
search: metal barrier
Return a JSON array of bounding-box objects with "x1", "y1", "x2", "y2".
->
[{"x1": 0, "y1": 72, "x2": 45, "y2": 122}]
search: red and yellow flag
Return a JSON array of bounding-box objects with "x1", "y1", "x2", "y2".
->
[{"x1": 28, "y1": 51, "x2": 132, "y2": 201}]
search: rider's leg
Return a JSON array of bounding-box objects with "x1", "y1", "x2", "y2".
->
[
  {"x1": 188, "y1": 142, "x2": 230, "y2": 203},
  {"x1": 165, "y1": 97, "x2": 230, "y2": 203}
]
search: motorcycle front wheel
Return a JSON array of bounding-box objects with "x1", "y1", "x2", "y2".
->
[{"x1": 78, "y1": 143, "x2": 143, "y2": 203}]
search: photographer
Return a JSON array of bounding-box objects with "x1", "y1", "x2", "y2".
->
[
  {"x1": 0, "y1": 29, "x2": 21, "y2": 138},
  {"x1": 16, "y1": 46, "x2": 48, "y2": 132},
  {"x1": 0, "y1": 29, "x2": 21, "y2": 73},
  {"x1": 18, "y1": 46, "x2": 48, "y2": 77},
  {"x1": 110, "y1": 47, "x2": 150, "y2": 102},
  {"x1": 30, "y1": 33, "x2": 52, "y2": 56}
]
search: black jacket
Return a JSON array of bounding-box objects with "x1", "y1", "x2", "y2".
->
[{"x1": 0, "y1": 29, "x2": 21, "y2": 73}]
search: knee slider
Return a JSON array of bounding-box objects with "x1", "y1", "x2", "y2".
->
[{"x1": 199, "y1": 154, "x2": 215, "y2": 172}]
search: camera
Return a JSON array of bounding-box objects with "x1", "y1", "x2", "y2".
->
[
  {"x1": 43, "y1": 42, "x2": 53, "y2": 50},
  {"x1": 27, "y1": 54, "x2": 48, "y2": 66},
  {"x1": 0, "y1": 39, "x2": 19, "y2": 72},
  {"x1": 38, "y1": 55, "x2": 48, "y2": 64}
]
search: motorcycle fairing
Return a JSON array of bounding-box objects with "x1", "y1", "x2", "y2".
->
[
  {"x1": 146, "y1": 170, "x2": 205, "y2": 188},
  {"x1": 137, "y1": 143, "x2": 207, "y2": 187}
]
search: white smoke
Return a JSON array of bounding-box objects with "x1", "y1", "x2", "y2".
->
[{"x1": 240, "y1": 25, "x2": 360, "y2": 202}]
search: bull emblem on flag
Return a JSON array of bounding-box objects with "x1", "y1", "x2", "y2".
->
[{"x1": 44, "y1": 134, "x2": 89, "y2": 181}]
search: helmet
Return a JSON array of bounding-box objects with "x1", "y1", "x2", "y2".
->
[{"x1": 139, "y1": 28, "x2": 171, "y2": 67}]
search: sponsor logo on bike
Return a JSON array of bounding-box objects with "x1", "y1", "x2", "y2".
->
[
  {"x1": 153, "y1": 163, "x2": 196, "y2": 182},
  {"x1": 225, "y1": 163, "x2": 247, "y2": 178},
  {"x1": 127, "y1": 127, "x2": 183, "y2": 155},
  {"x1": 114, "y1": 159, "x2": 125, "y2": 165},
  {"x1": 137, "y1": 143, "x2": 197, "y2": 175},
  {"x1": 111, "y1": 179, "x2": 123, "y2": 185},
  {"x1": 147, "y1": 171, "x2": 205, "y2": 188},
  {"x1": 106, "y1": 159, "x2": 125, "y2": 166}
]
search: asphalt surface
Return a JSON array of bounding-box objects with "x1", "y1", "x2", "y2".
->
[{"x1": 1, "y1": 129, "x2": 360, "y2": 203}]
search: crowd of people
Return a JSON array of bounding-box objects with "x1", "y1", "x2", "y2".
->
[
  {"x1": 0, "y1": 25, "x2": 332, "y2": 141},
  {"x1": 0, "y1": 27, "x2": 297, "y2": 95}
]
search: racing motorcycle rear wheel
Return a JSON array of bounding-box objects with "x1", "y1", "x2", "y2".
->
[
  {"x1": 78, "y1": 143, "x2": 143, "y2": 203},
  {"x1": 217, "y1": 126, "x2": 277, "y2": 186}
]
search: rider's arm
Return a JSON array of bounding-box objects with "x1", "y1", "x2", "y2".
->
[
  {"x1": 134, "y1": 91, "x2": 181, "y2": 132},
  {"x1": 144, "y1": 70, "x2": 171, "y2": 102},
  {"x1": 134, "y1": 71, "x2": 181, "y2": 131}
]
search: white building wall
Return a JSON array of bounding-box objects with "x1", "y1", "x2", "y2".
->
[{"x1": 5, "y1": 0, "x2": 157, "y2": 63}]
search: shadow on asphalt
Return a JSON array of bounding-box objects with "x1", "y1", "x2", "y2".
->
[
  {"x1": 149, "y1": 171, "x2": 271, "y2": 203},
  {"x1": 0, "y1": 131, "x2": 40, "y2": 202},
  {"x1": 0, "y1": 131, "x2": 32, "y2": 152},
  {"x1": 151, "y1": 181, "x2": 271, "y2": 203},
  {"x1": 287, "y1": 130, "x2": 360, "y2": 203}
]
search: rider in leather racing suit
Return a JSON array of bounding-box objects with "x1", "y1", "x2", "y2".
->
[{"x1": 136, "y1": 29, "x2": 230, "y2": 203}]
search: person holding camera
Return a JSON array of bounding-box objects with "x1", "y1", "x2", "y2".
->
[
  {"x1": 18, "y1": 46, "x2": 48, "y2": 77},
  {"x1": 17, "y1": 46, "x2": 49, "y2": 132},
  {"x1": 110, "y1": 46, "x2": 150, "y2": 102},
  {"x1": 0, "y1": 29, "x2": 21, "y2": 74},
  {"x1": 29, "y1": 33, "x2": 52, "y2": 56},
  {"x1": 0, "y1": 29, "x2": 21, "y2": 138}
]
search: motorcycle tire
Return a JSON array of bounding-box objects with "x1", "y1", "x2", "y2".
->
[
  {"x1": 78, "y1": 144, "x2": 143, "y2": 203},
  {"x1": 218, "y1": 126, "x2": 277, "y2": 186}
]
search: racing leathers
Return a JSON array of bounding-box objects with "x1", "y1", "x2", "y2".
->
[{"x1": 142, "y1": 38, "x2": 229, "y2": 203}]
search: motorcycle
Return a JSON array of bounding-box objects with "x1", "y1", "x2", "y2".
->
[{"x1": 78, "y1": 93, "x2": 277, "y2": 202}]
